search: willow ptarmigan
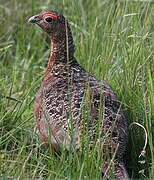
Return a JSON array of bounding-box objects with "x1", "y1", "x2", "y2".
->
[{"x1": 28, "y1": 11, "x2": 128, "y2": 179}]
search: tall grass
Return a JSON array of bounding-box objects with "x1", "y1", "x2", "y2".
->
[{"x1": 0, "y1": 0, "x2": 153, "y2": 179}]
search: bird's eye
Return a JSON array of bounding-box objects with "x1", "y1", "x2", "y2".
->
[{"x1": 45, "y1": 17, "x2": 53, "y2": 23}]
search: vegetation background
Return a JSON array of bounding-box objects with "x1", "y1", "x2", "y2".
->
[{"x1": 0, "y1": 0, "x2": 153, "y2": 179}]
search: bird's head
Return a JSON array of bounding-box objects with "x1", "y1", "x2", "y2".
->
[{"x1": 28, "y1": 11, "x2": 67, "y2": 38}]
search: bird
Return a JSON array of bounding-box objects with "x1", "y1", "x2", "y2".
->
[{"x1": 28, "y1": 11, "x2": 129, "y2": 179}]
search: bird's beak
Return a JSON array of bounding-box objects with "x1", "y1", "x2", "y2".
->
[{"x1": 28, "y1": 15, "x2": 41, "y2": 24}]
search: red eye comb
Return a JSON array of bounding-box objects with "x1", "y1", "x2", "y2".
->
[{"x1": 43, "y1": 12, "x2": 60, "y2": 20}]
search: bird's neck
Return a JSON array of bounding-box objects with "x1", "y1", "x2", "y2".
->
[{"x1": 47, "y1": 26, "x2": 76, "y2": 70}]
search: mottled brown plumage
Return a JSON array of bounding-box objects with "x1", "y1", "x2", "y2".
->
[{"x1": 28, "y1": 11, "x2": 128, "y2": 179}]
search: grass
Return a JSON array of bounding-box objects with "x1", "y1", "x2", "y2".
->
[{"x1": 0, "y1": 0, "x2": 153, "y2": 179}]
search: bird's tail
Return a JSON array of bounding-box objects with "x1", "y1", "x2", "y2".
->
[
  {"x1": 103, "y1": 161, "x2": 129, "y2": 180},
  {"x1": 114, "y1": 162, "x2": 129, "y2": 180}
]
